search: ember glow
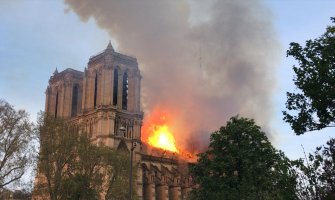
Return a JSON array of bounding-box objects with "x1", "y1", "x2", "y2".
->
[{"x1": 148, "y1": 125, "x2": 179, "y2": 153}]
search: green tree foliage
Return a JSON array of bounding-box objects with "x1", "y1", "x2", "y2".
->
[
  {"x1": 105, "y1": 151, "x2": 138, "y2": 200},
  {"x1": 35, "y1": 114, "x2": 137, "y2": 200},
  {"x1": 61, "y1": 174, "x2": 98, "y2": 200},
  {"x1": 0, "y1": 99, "x2": 35, "y2": 188},
  {"x1": 283, "y1": 17, "x2": 335, "y2": 135},
  {"x1": 189, "y1": 116, "x2": 297, "y2": 200},
  {"x1": 294, "y1": 139, "x2": 335, "y2": 200},
  {"x1": 35, "y1": 115, "x2": 81, "y2": 200}
]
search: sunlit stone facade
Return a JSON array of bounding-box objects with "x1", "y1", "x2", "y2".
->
[{"x1": 35, "y1": 43, "x2": 194, "y2": 200}]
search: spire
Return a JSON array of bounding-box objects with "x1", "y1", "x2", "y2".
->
[
  {"x1": 106, "y1": 40, "x2": 114, "y2": 51},
  {"x1": 53, "y1": 67, "x2": 58, "y2": 75}
]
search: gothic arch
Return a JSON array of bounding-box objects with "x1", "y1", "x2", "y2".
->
[
  {"x1": 71, "y1": 83, "x2": 79, "y2": 117},
  {"x1": 54, "y1": 88, "x2": 59, "y2": 118},
  {"x1": 117, "y1": 140, "x2": 129, "y2": 152},
  {"x1": 122, "y1": 70, "x2": 129, "y2": 110},
  {"x1": 113, "y1": 67, "x2": 119, "y2": 106}
]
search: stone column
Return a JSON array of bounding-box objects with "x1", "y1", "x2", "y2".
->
[
  {"x1": 109, "y1": 116, "x2": 115, "y2": 135},
  {"x1": 63, "y1": 81, "x2": 72, "y2": 118},
  {"x1": 96, "y1": 70, "x2": 101, "y2": 107},
  {"x1": 142, "y1": 183, "x2": 149, "y2": 200},
  {"x1": 90, "y1": 71, "x2": 96, "y2": 110},
  {"x1": 110, "y1": 68, "x2": 114, "y2": 105},
  {"x1": 59, "y1": 84, "x2": 65, "y2": 117},
  {"x1": 87, "y1": 72, "x2": 94, "y2": 110},
  {"x1": 143, "y1": 183, "x2": 155, "y2": 200},
  {"x1": 136, "y1": 164, "x2": 143, "y2": 200},
  {"x1": 163, "y1": 185, "x2": 169, "y2": 200},
  {"x1": 133, "y1": 119, "x2": 141, "y2": 140},
  {"x1": 181, "y1": 187, "x2": 190, "y2": 200},
  {"x1": 134, "y1": 73, "x2": 141, "y2": 112},
  {"x1": 150, "y1": 183, "x2": 156, "y2": 200},
  {"x1": 169, "y1": 186, "x2": 180, "y2": 200},
  {"x1": 103, "y1": 68, "x2": 112, "y2": 105},
  {"x1": 100, "y1": 68, "x2": 105, "y2": 106},
  {"x1": 156, "y1": 185, "x2": 168, "y2": 200},
  {"x1": 77, "y1": 82, "x2": 83, "y2": 114},
  {"x1": 127, "y1": 71, "x2": 135, "y2": 112},
  {"x1": 177, "y1": 186, "x2": 182, "y2": 200},
  {"x1": 81, "y1": 72, "x2": 87, "y2": 112}
]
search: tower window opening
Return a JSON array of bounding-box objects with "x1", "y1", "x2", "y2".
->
[
  {"x1": 94, "y1": 73, "x2": 98, "y2": 108},
  {"x1": 113, "y1": 69, "x2": 118, "y2": 105},
  {"x1": 71, "y1": 84, "x2": 79, "y2": 117},
  {"x1": 122, "y1": 72, "x2": 128, "y2": 110},
  {"x1": 55, "y1": 90, "x2": 58, "y2": 118}
]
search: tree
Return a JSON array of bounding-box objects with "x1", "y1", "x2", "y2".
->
[
  {"x1": 53, "y1": 130, "x2": 104, "y2": 200},
  {"x1": 105, "y1": 151, "x2": 138, "y2": 200},
  {"x1": 283, "y1": 17, "x2": 335, "y2": 135},
  {"x1": 0, "y1": 99, "x2": 35, "y2": 188},
  {"x1": 189, "y1": 116, "x2": 298, "y2": 200},
  {"x1": 61, "y1": 135, "x2": 138, "y2": 200},
  {"x1": 34, "y1": 114, "x2": 138, "y2": 200},
  {"x1": 34, "y1": 115, "x2": 82, "y2": 200},
  {"x1": 294, "y1": 139, "x2": 335, "y2": 200},
  {"x1": 35, "y1": 114, "x2": 108, "y2": 200}
]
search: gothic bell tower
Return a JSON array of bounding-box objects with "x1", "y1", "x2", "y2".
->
[
  {"x1": 45, "y1": 42, "x2": 143, "y2": 151},
  {"x1": 80, "y1": 41, "x2": 143, "y2": 150},
  {"x1": 42, "y1": 42, "x2": 195, "y2": 200}
]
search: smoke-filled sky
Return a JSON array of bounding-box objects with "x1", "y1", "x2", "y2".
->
[
  {"x1": 64, "y1": 0, "x2": 279, "y2": 151},
  {"x1": 0, "y1": 0, "x2": 334, "y2": 158}
]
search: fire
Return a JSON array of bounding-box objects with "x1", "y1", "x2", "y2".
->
[
  {"x1": 142, "y1": 108, "x2": 198, "y2": 161},
  {"x1": 148, "y1": 125, "x2": 179, "y2": 153}
]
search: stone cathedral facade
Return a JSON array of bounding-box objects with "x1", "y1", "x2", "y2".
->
[{"x1": 38, "y1": 43, "x2": 194, "y2": 200}]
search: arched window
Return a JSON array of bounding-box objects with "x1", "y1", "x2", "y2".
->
[
  {"x1": 71, "y1": 84, "x2": 79, "y2": 117},
  {"x1": 122, "y1": 72, "x2": 128, "y2": 110},
  {"x1": 55, "y1": 90, "x2": 58, "y2": 118},
  {"x1": 117, "y1": 140, "x2": 129, "y2": 152},
  {"x1": 113, "y1": 69, "x2": 118, "y2": 105},
  {"x1": 94, "y1": 73, "x2": 98, "y2": 108}
]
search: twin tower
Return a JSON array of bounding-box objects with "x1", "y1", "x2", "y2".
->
[
  {"x1": 45, "y1": 42, "x2": 143, "y2": 150},
  {"x1": 44, "y1": 43, "x2": 194, "y2": 199}
]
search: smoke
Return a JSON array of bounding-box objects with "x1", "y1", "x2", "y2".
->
[{"x1": 64, "y1": 0, "x2": 280, "y2": 150}]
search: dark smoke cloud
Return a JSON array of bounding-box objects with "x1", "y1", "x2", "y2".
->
[{"x1": 64, "y1": 0, "x2": 280, "y2": 149}]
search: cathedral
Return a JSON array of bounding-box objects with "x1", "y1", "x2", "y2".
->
[{"x1": 37, "y1": 42, "x2": 194, "y2": 200}]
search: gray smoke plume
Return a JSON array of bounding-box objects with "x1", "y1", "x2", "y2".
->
[{"x1": 64, "y1": 0, "x2": 279, "y2": 151}]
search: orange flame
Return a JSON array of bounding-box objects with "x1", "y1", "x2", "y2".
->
[
  {"x1": 148, "y1": 125, "x2": 179, "y2": 153},
  {"x1": 142, "y1": 107, "x2": 198, "y2": 161}
]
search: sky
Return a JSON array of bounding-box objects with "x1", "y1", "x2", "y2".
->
[{"x1": 0, "y1": 0, "x2": 334, "y2": 161}]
